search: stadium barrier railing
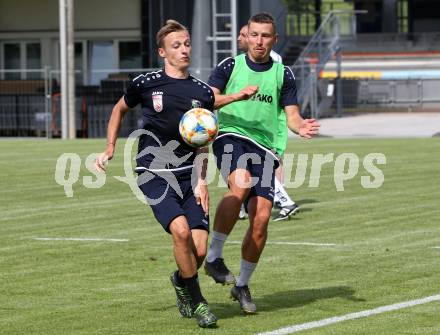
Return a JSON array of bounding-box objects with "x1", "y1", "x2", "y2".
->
[{"x1": 1, "y1": 68, "x2": 440, "y2": 137}]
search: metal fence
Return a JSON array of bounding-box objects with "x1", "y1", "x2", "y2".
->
[
  {"x1": 1, "y1": 69, "x2": 440, "y2": 137},
  {"x1": 320, "y1": 78, "x2": 440, "y2": 118},
  {"x1": 0, "y1": 69, "x2": 50, "y2": 137},
  {"x1": 48, "y1": 69, "x2": 147, "y2": 138},
  {"x1": 0, "y1": 69, "x2": 151, "y2": 138},
  {"x1": 0, "y1": 67, "x2": 222, "y2": 138},
  {"x1": 291, "y1": 11, "x2": 346, "y2": 119}
]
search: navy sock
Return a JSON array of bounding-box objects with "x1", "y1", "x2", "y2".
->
[
  {"x1": 182, "y1": 273, "x2": 205, "y2": 306},
  {"x1": 174, "y1": 270, "x2": 185, "y2": 287}
]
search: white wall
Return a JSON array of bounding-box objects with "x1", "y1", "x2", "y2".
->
[
  {"x1": 0, "y1": 0, "x2": 140, "y2": 32},
  {"x1": 0, "y1": 0, "x2": 141, "y2": 77}
]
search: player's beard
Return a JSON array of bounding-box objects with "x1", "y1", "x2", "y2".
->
[{"x1": 249, "y1": 49, "x2": 269, "y2": 63}]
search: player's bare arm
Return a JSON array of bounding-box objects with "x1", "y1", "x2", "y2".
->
[
  {"x1": 95, "y1": 97, "x2": 130, "y2": 172},
  {"x1": 211, "y1": 85, "x2": 259, "y2": 109},
  {"x1": 285, "y1": 105, "x2": 320, "y2": 139},
  {"x1": 194, "y1": 146, "x2": 209, "y2": 214}
]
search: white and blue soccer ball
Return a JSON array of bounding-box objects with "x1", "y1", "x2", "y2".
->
[{"x1": 179, "y1": 108, "x2": 218, "y2": 147}]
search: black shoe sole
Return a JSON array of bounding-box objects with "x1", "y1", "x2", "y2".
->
[
  {"x1": 198, "y1": 320, "x2": 218, "y2": 328},
  {"x1": 204, "y1": 267, "x2": 235, "y2": 285},
  {"x1": 273, "y1": 207, "x2": 300, "y2": 221},
  {"x1": 291, "y1": 207, "x2": 300, "y2": 215},
  {"x1": 230, "y1": 293, "x2": 257, "y2": 314}
]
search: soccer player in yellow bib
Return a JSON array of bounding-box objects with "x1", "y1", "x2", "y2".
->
[
  {"x1": 204, "y1": 13, "x2": 320, "y2": 314},
  {"x1": 237, "y1": 24, "x2": 301, "y2": 221}
]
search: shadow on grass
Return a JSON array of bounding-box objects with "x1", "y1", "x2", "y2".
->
[
  {"x1": 146, "y1": 304, "x2": 176, "y2": 313},
  {"x1": 270, "y1": 212, "x2": 308, "y2": 221},
  {"x1": 270, "y1": 198, "x2": 318, "y2": 220},
  {"x1": 211, "y1": 286, "x2": 365, "y2": 319},
  {"x1": 295, "y1": 199, "x2": 318, "y2": 206}
]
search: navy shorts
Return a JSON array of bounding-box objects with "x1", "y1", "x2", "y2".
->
[
  {"x1": 212, "y1": 133, "x2": 279, "y2": 204},
  {"x1": 137, "y1": 169, "x2": 209, "y2": 234}
]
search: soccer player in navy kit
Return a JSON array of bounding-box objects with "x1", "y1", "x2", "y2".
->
[
  {"x1": 95, "y1": 20, "x2": 217, "y2": 328},
  {"x1": 204, "y1": 13, "x2": 320, "y2": 314}
]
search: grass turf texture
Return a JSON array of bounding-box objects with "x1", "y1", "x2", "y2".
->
[{"x1": 0, "y1": 138, "x2": 439, "y2": 334}]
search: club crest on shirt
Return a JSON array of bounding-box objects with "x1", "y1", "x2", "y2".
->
[
  {"x1": 191, "y1": 99, "x2": 201, "y2": 108},
  {"x1": 152, "y1": 91, "x2": 163, "y2": 112}
]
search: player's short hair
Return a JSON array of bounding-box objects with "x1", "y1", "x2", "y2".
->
[
  {"x1": 248, "y1": 12, "x2": 277, "y2": 34},
  {"x1": 156, "y1": 19, "x2": 188, "y2": 48}
]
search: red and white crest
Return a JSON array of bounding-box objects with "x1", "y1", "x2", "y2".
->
[{"x1": 152, "y1": 91, "x2": 163, "y2": 112}]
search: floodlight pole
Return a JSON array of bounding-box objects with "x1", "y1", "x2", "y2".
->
[
  {"x1": 67, "y1": 0, "x2": 76, "y2": 139},
  {"x1": 59, "y1": 0, "x2": 68, "y2": 139},
  {"x1": 59, "y1": 0, "x2": 75, "y2": 139},
  {"x1": 231, "y1": 0, "x2": 237, "y2": 57}
]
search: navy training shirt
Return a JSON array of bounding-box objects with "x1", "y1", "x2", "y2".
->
[
  {"x1": 207, "y1": 55, "x2": 298, "y2": 107},
  {"x1": 124, "y1": 69, "x2": 215, "y2": 171}
]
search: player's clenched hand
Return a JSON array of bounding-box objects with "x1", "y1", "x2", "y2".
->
[
  {"x1": 194, "y1": 180, "x2": 209, "y2": 216},
  {"x1": 94, "y1": 148, "x2": 114, "y2": 173},
  {"x1": 298, "y1": 118, "x2": 320, "y2": 139},
  {"x1": 237, "y1": 85, "x2": 259, "y2": 101}
]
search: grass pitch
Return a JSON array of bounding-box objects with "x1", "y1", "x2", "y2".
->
[{"x1": 1, "y1": 137, "x2": 439, "y2": 334}]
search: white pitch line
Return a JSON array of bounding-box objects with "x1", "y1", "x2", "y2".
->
[
  {"x1": 431, "y1": 247, "x2": 440, "y2": 249},
  {"x1": 226, "y1": 241, "x2": 336, "y2": 247},
  {"x1": 33, "y1": 237, "x2": 129, "y2": 242},
  {"x1": 256, "y1": 294, "x2": 440, "y2": 335}
]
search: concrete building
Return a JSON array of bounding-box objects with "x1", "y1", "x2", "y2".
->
[{"x1": 0, "y1": 0, "x2": 286, "y2": 84}]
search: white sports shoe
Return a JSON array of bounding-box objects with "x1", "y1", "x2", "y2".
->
[
  {"x1": 238, "y1": 205, "x2": 247, "y2": 220},
  {"x1": 273, "y1": 204, "x2": 300, "y2": 221}
]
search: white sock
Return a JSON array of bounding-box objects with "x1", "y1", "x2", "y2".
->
[
  {"x1": 274, "y1": 177, "x2": 295, "y2": 207},
  {"x1": 236, "y1": 259, "x2": 257, "y2": 287},
  {"x1": 206, "y1": 231, "x2": 228, "y2": 263}
]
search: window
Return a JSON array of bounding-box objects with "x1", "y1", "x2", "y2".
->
[
  {"x1": 26, "y1": 43, "x2": 41, "y2": 79},
  {"x1": 88, "y1": 41, "x2": 116, "y2": 85},
  {"x1": 285, "y1": 0, "x2": 354, "y2": 36},
  {"x1": 119, "y1": 41, "x2": 141, "y2": 69},
  {"x1": 2, "y1": 42, "x2": 42, "y2": 79},
  {"x1": 75, "y1": 42, "x2": 84, "y2": 84},
  {"x1": 55, "y1": 40, "x2": 142, "y2": 85},
  {"x1": 4, "y1": 43, "x2": 21, "y2": 79},
  {"x1": 398, "y1": 0, "x2": 409, "y2": 33}
]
